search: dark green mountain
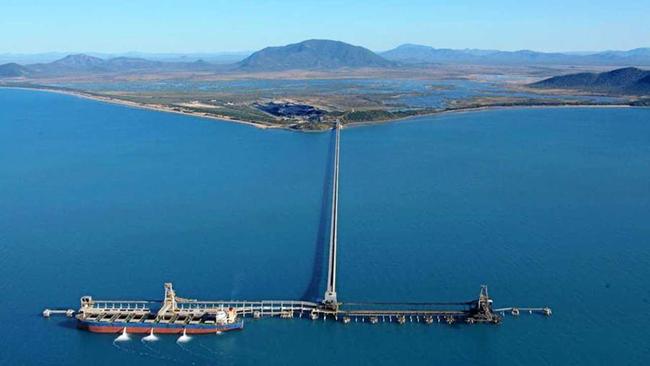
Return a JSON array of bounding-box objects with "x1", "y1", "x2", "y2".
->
[
  {"x1": 530, "y1": 67, "x2": 650, "y2": 95},
  {"x1": 0, "y1": 62, "x2": 30, "y2": 77},
  {"x1": 238, "y1": 39, "x2": 394, "y2": 71}
]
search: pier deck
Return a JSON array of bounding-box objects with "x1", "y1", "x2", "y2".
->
[{"x1": 44, "y1": 296, "x2": 551, "y2": 324}]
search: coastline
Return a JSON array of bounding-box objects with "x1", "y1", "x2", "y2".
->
[
  {"x1": 0, "y1": 85, "x2": 279, "y2": 130},
  {"x1": 344, "y1": 103, "x2": 633, "y2": 129},
  {"x1": 1, "y1": 85, "x2": 635, "y2": 131}
]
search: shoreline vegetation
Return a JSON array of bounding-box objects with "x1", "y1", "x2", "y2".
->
[
  {"x1": 0, "y1": 83, "x2": 642, "y2": 131},
  {"x1": 0, "y1": 83, "x2": 278, "y2": 129}
]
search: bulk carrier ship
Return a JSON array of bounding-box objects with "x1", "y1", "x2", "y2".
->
[{"x1": 75, "y1": 283, "x2": 244, "y2": 334}]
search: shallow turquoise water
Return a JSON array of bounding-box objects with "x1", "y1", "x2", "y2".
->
[{"x1": 1, "y1": 89, "x2": 649, "y2": 365}]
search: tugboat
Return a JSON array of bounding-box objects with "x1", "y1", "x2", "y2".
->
[{"x1": 76, "y1": 283, "x2": 244, "y2": 334}]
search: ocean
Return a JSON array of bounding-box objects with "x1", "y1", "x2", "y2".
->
[{"x1": 1, "y1": 88, "x2": 649, "y2": 365}]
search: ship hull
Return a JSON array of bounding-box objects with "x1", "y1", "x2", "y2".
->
[{"x1": 78, "y1": 320, "x2": 244, "y2": 334}]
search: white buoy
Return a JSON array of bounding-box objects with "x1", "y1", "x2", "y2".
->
[
  {"x1": 115, "y1": 328, "x2": 130, "y2": 342},
  {"x1": 177, "y1": 329, "x2": 191, "y2": 343},
  {"x1": 142, "y1": 328, "x2": 158, "y2": 342}
]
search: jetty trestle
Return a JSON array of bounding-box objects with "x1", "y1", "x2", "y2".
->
[
  {"x1": 40, "y1": 285, "x2": 519, "y2": 325},
  {"x1": 323, "y1": 121, "x2": 341, "y2": 310},
  {"x1": 45, "y1": 284, "x2": 550, "y2": 325}
]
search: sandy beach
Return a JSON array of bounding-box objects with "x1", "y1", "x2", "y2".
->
[{"x1": 0, "y1": 86, "x2": 278, "y2": 130}]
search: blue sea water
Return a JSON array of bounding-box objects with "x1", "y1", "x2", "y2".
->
[{"x1": 1, "y1": 88, "x2": 649, "y2": 365}]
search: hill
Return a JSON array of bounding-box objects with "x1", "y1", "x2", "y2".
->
[
  {"x1": 238, "y1": 39, "x2": 394, "y2": 71},
  {"x1": 0, "y1": 62, "x2": 31, "y2": 77},
  {"x1": 380, "y1": 44, "x2": 490, "y2": 64},
  {"x1": 50, "y1": 54, "x2": 106, "y2": 70},
  {"x1": 381, "y1": 44, "x2": 650, "y2": 66},
  {"x1": 530, "y1": 67, "x2": 650, "y2": 95},
  {"x1": 3, "y1": 54, "x2": 217, "y2": 77}
]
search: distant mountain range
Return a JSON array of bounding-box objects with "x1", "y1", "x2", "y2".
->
[
  {"x1": 0, "y1": 54, "x2": 217, "y2": 77},
  {"x1": 3, "y1": 40, "x2": 650, "y2": 78},
  {"x1": 0, "y1": 51, "x2": 251, "y2": 65},
  {"x1": 0, "y1": 40, "x2": 394, "y2": 77},
  {"x1": 237, "y1": 39, "x2": 394, "y2": 71},
  {"x1": 530, "y1": 67, "x2": 650, "y2": 95},
  {"x1": 380, "y1": 44, "x2": 650, "y2": 66}
]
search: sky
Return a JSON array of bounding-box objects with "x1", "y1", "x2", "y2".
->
[{"x1": 1, "y1": 0, "x2": 649, "y2": 54}]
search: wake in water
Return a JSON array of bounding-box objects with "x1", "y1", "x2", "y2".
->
[
  {"x1": 142, "y1": 328, "x2": 159, "y2": 342},
  {"x1": 114, "y1": 328, "x2": 130, "y2": 342},
  {"x1": 177, "y1": 329, "x2": 192, "y2": 343},
  {"x1": 112, "y1": 337, "x2": 151, "y2": 359},
  {"x1": 112, "y1": 333, "x2": 187, "y2": 364}
]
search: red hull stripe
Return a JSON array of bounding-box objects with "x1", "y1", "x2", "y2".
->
[
  {"x1": 85, "y1": 325, "x2": 240, "y2": 334},
  {"x1": 79, "y1": 322, "x2": 244, "y2": 334}
]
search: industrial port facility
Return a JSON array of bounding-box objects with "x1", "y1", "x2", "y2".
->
[{"x1": 43, "y1": 122, "x2": 551, "y2": 336}]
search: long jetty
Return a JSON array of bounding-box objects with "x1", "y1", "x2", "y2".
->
[{"x1": 44, "y1": 121, "x2": 551, "y2": 325}]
